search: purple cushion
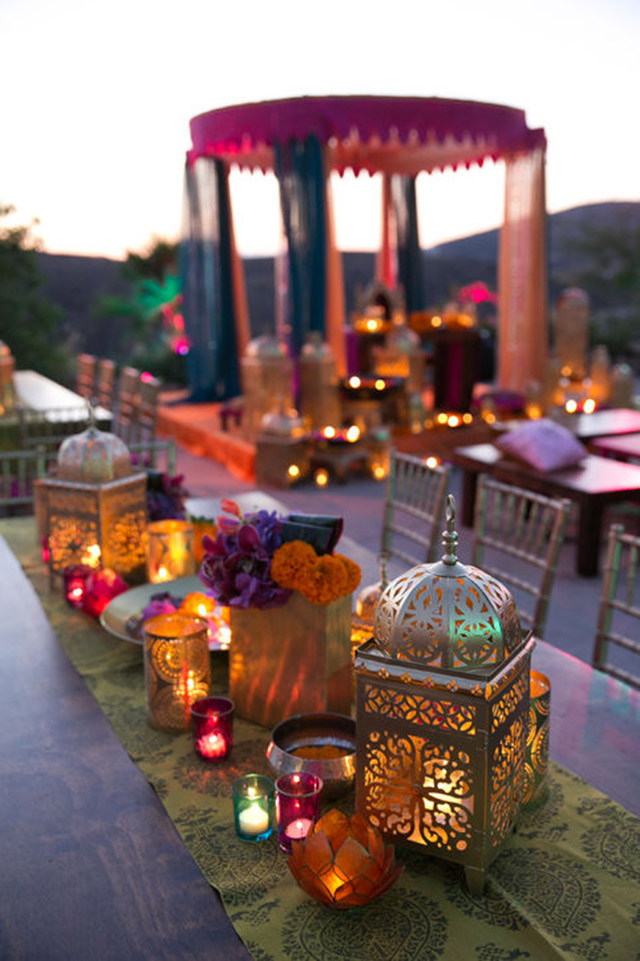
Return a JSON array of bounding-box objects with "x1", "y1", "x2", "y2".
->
[{"x1": 495, "y1": 418, "x2": 588, "y2": 472}]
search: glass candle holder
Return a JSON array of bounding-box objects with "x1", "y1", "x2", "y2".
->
[
  {"x1": 191, "y1": 696, "x2": 234, "y2": 762},
  {"x1": 232, "y1": 774, "x2": 275, "y2": 842},
  {"x1": 523, "y1": 670, "x2": 551, "y2": 808},
  {"x1": 63, "y1": 564, "x2": 94, "y2": 609},
  {"x1": 147, "y1": 520, "x2": 195, "y2": 584},
  {"x1": 276, "y1": 772, "x2": 323, "y2": 854},
  {"x1": 143, "y1": 612, "x2": 211, "y2": 732}
]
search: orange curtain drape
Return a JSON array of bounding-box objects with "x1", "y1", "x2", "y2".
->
[{"x1": 497, "y1": 147, "x2": 548, "y2": 391}]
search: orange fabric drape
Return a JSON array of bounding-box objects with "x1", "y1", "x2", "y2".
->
[
  {"x1": 497, "y1": 147, "x2": 548, "y2": 391},
  {"x1": 324, "y1": 168, "x2": 347, "y2": 377},
  {"x1": 376, "y1": 173, "x2": 396, "y2": 289}
]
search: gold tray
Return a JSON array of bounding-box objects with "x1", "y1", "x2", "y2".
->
[{"x1": 100, "y1": 576, "x2": 229, "y2": 651}]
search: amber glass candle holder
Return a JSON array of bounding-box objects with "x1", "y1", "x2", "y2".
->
[
  {"x1": 147, "y1": 520, "x2": 195, "y2": 584},
  {"x1": 143, "y1": 612, "x2": 211, "y2": 732},
  {"x1": 288, "y1": 809, "x2": 403, "y2": 909},
  {"x1": 191, "y1": 696, "x2": 234, "y2": 762},
  {"x1": 275, "y1": 772, "x2": 323, "y2": 854},
  {"x1": 523, "y1": 669, "x2": 551, "y2": 808},
  {"x1": 232, "y1": 774, "x2": 275, "y2": 842}
]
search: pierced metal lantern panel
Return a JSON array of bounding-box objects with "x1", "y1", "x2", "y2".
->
[
  {"x1": 36, "y1": 473, "x2": 148, "y2": 582},
  {"x1": 57, "y1": 425, "x2": 132, "y2": 483},
  {"x1": 373, "y1": 500, "x2": 521, "y2": 673},
  {"x1": 354, "y1": 495, "x2": 533, "y2": 893}
]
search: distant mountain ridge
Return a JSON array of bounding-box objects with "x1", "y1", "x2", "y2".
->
[{"x1": 35, "y1": 201, "x2": 640, "y2": 360}]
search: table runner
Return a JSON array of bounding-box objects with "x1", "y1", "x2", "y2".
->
[{"x1": 4, "y1": 516, "x2": 640, "y2": 961}]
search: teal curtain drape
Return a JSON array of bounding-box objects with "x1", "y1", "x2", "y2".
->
[
  {"x1": 274, "y1": 135, "x2": 327, "y2": 359},
  {"x1": 180, "y1": 159, "x2": 241, "y2": 402},
  {"x1": 391, "y1": 174, "x2": 425, "y2": 312}
]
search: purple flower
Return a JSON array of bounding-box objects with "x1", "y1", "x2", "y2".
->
[{"x1": 198, "y1": 505, "x2": 291, "y2": 610}]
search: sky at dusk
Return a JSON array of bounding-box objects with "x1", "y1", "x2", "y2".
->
[{"x1": 1, "y1": 0, "x2": 638, "y2": 261}]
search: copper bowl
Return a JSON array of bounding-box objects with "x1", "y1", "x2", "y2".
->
[{"x1": 266, "y1": 712, "x2": 356, "y2": 799}]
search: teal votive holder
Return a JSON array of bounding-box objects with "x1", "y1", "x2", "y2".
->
[{"x1": 232, "y1": 774, "x2": 275, "y2": 842}]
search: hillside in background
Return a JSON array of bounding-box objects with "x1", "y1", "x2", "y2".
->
[{"x1": 34, "y1": 201, "x2": 640, "y2": 364}]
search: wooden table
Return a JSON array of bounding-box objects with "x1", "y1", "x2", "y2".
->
[
  {"x1": 452, "y1": 443, "x2": 640, "y2": 576},
  {"x1": 14, "y1": 369, "x2": 111, "y2": 423},
  {"x1": 570, "y1": 407, "x2": 640, "y2": 440},
  {"x1": 2, "y1": 509, "x2": 640, "y2": 958},
  {"x1": 0, "y1": 534, "x2": 251, "y2": 961},
  {"x1": 589, "y1": 431, "x2": 640, "y2": 462}
]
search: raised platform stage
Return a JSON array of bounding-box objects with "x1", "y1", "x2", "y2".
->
[{"x1": 157, "y1": 393, "x2": 497, "y2": 485}]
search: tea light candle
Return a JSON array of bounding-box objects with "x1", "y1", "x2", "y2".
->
[
  {"x1": 63, "y1": 564, "x2": 94, "y2": 609},
  {"x1": 232, "y1": 774, "x2": 274, "y2": 842},
  {"x1": 275, "y1": 772, "x2": 323, "y2": 854},
  {"x1": 238, "y1": 802, "x2": 271, "y2": 837},
  {"x1": 284, "y1": 817, "x2": 313, "y2": 841},
  {"x1": 191, "y1": 696, "x2": 234, "y2": 762}
]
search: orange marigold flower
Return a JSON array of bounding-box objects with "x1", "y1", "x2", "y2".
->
[
  {"x1": 298, "y1": 554, "x2": 349, "y2": 605},
  {"x1": 271, "y1": 540, "x2": 317, "y2": 589},
  {"x1": 334, "y1": 554, "x2": 362, "y2": 593}
]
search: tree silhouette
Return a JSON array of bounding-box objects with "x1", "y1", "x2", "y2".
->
[{"x1": 0, "y1": 204, "x2": 73, "y2": 382}]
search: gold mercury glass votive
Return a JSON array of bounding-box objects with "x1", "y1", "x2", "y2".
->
[
  {"x1": 522, "y1": 670, "x2": 551, "y2": 808},
  {"x1": 147, "y1": 519, "x2": 195, "y2": 583},
  {"x1": 143, "y1": 612, "x2": 211, "y2": 731}
]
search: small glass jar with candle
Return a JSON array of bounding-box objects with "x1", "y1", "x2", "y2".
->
[
  {"x1": 143, "y1": 612, "x2": 210, "y2": 732},
  {"x1": 63, "y1": 564, "x2": 94, "y2": 609},
  {"x1": 232, "y1": 774, "x2": 274, "y2": 842},
  {"x1": 191, "y1": 696, "x2": 234, "y2": 762},
  {"x1": 275, "y1": 772, "x2": 323, "y2": 854},
  {"x1": 147, "y1": 520, "x2": 195, "y2": 584}
]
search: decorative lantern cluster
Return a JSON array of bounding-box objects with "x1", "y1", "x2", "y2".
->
[
  {"x1": 241, "y1": 335, "x2": 294, "y2": 434},
  {"x1": 298, "y1": 334, "x2": 341, "y2": 431},
  {"x1": 35, "y1": 419, "x2": 148, "y2": 582},
  {"x1": 354, "y1": 496, "x2": 534, "y2": 893}
]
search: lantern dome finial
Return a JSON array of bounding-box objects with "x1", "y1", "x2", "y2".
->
[{"x1": 442, "y1": 494, "x2": 458, "y2": 566}]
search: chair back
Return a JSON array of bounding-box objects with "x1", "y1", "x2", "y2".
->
[
  {"x1": 128, "y1": 438, "x2": 177, "y2": 475},
  {"x1": 380, "y1": 450, "x2": 451, "y2": 571},
  {"x1": 0, "y1": 448, "x2": 47, "y2": 510},
  {"x1": 592, "y1": 524, "x2": 640, "y2": 689},
  {"x1": 113, "y1": 367, "x2": 141, "y2": 444},
  {"x1": 132, "y1": 375, "x2": 161, "y2": 444},
  {"x1": 18, "y1": 407, "x2": 93, "y2": 471},
  {"x1": 472, "y1": 475, "x2": 571, "y2": 639},
  {"x1": 76, "y1": 354, "x2": 97, "y2": 400},
  {"x1": 95, "y1": 358, "x2": 116, "y2": 411}
]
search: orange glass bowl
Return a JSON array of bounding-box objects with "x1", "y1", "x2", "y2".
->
[{"x1": 288, "y1": 809, "x2": 403, "y2": 909}]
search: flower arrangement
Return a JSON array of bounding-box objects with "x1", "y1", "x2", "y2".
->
[
  {"x1": 146, "y1": 472, "x2": 190, "y2": 521},
  {"x1": 199, "y1": 499, "x2": 360, "y2": 610}
]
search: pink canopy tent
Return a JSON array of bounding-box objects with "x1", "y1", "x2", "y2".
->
[{"x1": 184, "y1": 95, "x2": 547, "y2": 398}]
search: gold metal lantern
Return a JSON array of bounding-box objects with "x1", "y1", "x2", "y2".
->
[
  {"x1": 241, "y1": 335, "x2": 294, "y2": 434},
  {"x1": 354, "y1": 496, "x2": 534, "y2": 893},
  {"x1": 35, "y1": 421, "x2": 148, "y2": 581},
  {"x1": 298, "y1": 334, "x2": 341, "y2": 431}
]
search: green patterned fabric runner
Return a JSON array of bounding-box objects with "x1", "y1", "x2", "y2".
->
[{"x1": 4, "y1": 516, "x2": 640, "y2": 961}]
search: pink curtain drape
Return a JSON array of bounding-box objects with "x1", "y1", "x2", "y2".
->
[
  {"x1": 226, "y1": 167, "x2": 251, "y2": 364},
  {"x1": 324, "y1": 167, "x2": 347, "y2": 377},
  {"x1": 497, "y1": 147, "x2": 547, "y2": 391}
]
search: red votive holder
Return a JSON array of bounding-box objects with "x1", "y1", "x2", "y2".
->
[
  {"x1": 81, "y1": 568, "x2": 129, "y2": 617},
  {"x1": 275, "y1": 772, "x2": 323, "y2": 854},
  {"x1": 191, "y1": 696, "x2": 234, "y2": 762},
  {"x1": 63, "y1": 564, "x2": 94, "y2": 609}
]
